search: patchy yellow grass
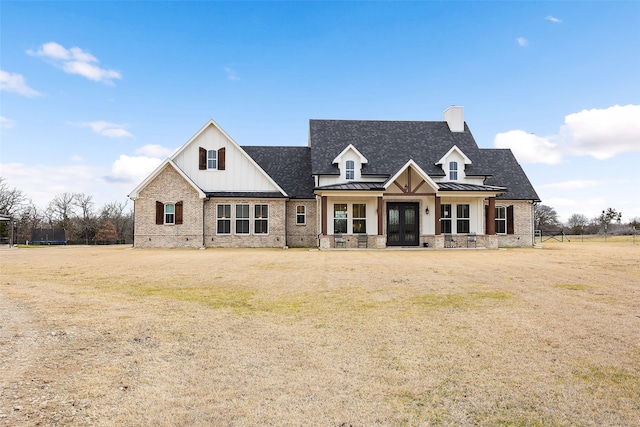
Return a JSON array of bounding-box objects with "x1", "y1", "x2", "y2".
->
[{"x1": 1, "y1": 242, "x2": 639, "y2": 426}]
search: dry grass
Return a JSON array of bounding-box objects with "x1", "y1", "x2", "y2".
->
[{"x1": 1, "y1": 242, "x2": 639, "y2": 426}]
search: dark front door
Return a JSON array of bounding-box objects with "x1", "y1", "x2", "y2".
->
[{"x1": 387, "y1": 203, "x2": 419, "y2": 246}]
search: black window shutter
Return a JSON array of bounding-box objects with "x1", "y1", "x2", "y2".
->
[
  {"x1": 156, "y1": 201, "x2": 164, "y2": 225},
  {"x1": 199, "y1": 147, "x2": 206, "y2": 170},
  {"x1": 175, "y1": 201, "x2": 183, "y2": 224},
  {"x1": 218, "y1": 147, "x2": 226, "y2": 170},
  {"x1": 507, "y1": 205, "x2": 514, "y2": 234}
]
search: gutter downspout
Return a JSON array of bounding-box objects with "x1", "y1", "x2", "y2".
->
[{"x1": 203, "y1": 198, "x2": 209, "y2": 248}]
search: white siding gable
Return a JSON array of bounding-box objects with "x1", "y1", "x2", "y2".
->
[
  {"x1": 331, "y1": 144, "x2": 368, "y2": 182},
  {"x1": 171, "y1": 121, "x2": 285, "y2": 195},
  {"x1": 435, "y1": 145, "x2": 472, "y2": 182}
]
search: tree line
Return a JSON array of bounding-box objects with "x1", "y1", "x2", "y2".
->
[
  {"x1": 535, "y1": 204, "x2": 639, "y2": 235},
  {"x1": 0, "y1": 177, "x2": 133, "y2": 245}
]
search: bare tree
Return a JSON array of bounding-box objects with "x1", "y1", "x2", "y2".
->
[
  {"x1": 566, "y1": 213, "x2": 589, "y2": 234},
  {"x1": 74, "y1": 193, "x2": 98, "y2": 244},
  {"x1": 100, "y1": 200, "x2": 132, "y2": 243},
  {"x1": 534, "y1": 204, "x2": 560, "y2": 231},
  {"x1": 47, "y1": 192, "x2": 77, "y2": 233},
  {"x1": 0, "y1": 177, "x2": 27, "y2": 216}
]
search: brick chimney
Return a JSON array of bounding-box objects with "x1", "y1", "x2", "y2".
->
[{"x1": 444, "y1": 106, "x2": 464, "y2": 132}]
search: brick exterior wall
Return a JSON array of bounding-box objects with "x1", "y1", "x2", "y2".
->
[
  {"x1": 134, "y1": 165, "x2": 203, "y2": 248},
  {"x1": 203, "y1": 198, "x2": 287, "y2": 248},
  {"x1": 496, "y1": 200, "x2": 535, "y2": 247},
  {"x1": 285, "y1": 200, "x2": 318, "y2": 248}
]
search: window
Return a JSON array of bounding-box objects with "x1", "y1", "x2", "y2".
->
[
  {"x1": 296, "y1": 205, "x2": 306, "y2": 225},
  {"x1": 441, "y1": 204, "x2": 452, "y2": 234},
  {"x1": 164, "y1": 204, "x2": 175, "y2": 225},
  {"x1": 345, "y1": 160, "x2": 355, "y2": 180},
  {"x1": 495, "y1": 206, "x2": 507, "y2": 234},
  {"x1": 449, "y1": 161, "x2": 458, "y2": 180},
  {"x1": 216, "y1": 204, "x2": 231, "y2": 234},
  {"x1": 352, "y1": 203, "x2": 366, "y2": 234},
  {"x1": 236, "y1": 204, "x2": 250, "y2": 234},
  {"x1": 207, "y1": 150, "x2": 217, "y2": 170},
  {"x1": 456, "y1": 204, "x2": 470, "y2": 233},
  {"x1": 254, "y1": 204, "x2": 269, "y2": 234},
  {"x1": 334, "y1": 203, "x2": 347, "y2": 234}
]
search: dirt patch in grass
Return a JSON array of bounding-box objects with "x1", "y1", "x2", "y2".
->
[{"x1": 1, "y1": 242, "x2": 639, "y2": 426}]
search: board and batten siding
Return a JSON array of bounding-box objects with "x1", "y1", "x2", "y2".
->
[{"x1": 172, "y1": 125, "x2": 281, "y2": 193}]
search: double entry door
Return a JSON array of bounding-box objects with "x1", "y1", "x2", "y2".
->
[{"x1": 386, "y1": 203, "x2": 419, "y2": 246}]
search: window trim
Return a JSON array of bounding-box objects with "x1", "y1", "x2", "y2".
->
[
  {"x1": 345, "y1": 160, "x2": 355, "y2": 180},
  {"x1": 207, "y1": 149, "x2": 217, "y2": 170},
  {"x1": 441, "y1": 203, "x2": 452, "y2": 234},
  {"x1": 296, "y1": 205, "x2": 306, "y2": 225},
  {"x1": 235, "y1": 204, "x2": 250, "y2": 235},
  {"x1": 164, "y1": 203, "x2": 175, "y2": 225},
  {"x1": 334, "y1": 203, "x2": 347, "y2": 234},
  {"x1": 456, "y1": 204, "x2": 470, "y2": 234},
  {"x1": 254, "y1": 204, "x2": 269, "y2": 235},
  {"x1": 352, "y1": 203, "x2": 366, "y2": 234},
  {"x1": 449, "y1": 161, "x2": 458, "y2": 181},
  {"x1": 216, "y1": 204, "x2": 231, "y2": 235},
  {"x1": 495, "y1": 205, "x2": 507, "y2": 235}
]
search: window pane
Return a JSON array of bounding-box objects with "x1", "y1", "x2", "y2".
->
[
  {"x1": 441, "y1": 204, "x2": 452, "y2": 218},
  {"x1": 457, "y1": 204, "x2": 469, "y2": 218},
  {"x1": 217, "y1": 204, "x2": 231, "y2": 234},
  {"x1": 457, "y1": 220, "x2": 470, "y2": 233},
  {"x1": 207, "y1": 150, "x2": 217, "y2": 169},
  {"x1": 441, "y1": 219, "x2": 452, "y2": 234},
  {"x1": 254, "y1": 205, "x2": 268, "y2": 234},
  {"x1": 217, "y1": 204, "x2": 230, "y2": 218},
  {"x1": 346, "y1": 160, "x2": 355, "y2": 180},
  {"x1": 296, "y1": 205, "x2": 306, "y2": 225},
  {"x1": 334, "y1": 204, "x2": 347, "y2": 233}
]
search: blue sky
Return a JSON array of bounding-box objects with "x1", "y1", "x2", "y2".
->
[{"x1": 1, "y1": 1, "x2": 639, "y2": 223}]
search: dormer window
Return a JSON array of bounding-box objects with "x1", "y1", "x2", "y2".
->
[
  {"x1": 345, "y1": 160, "x2": 355, "y2": 180},
  {"x1": 449, "y1": 161, "x2": 458, "y2": 180}
]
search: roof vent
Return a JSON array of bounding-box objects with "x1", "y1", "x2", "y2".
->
[{"x1": 444, "y1": 106, "x2": 464, "y2": 132}]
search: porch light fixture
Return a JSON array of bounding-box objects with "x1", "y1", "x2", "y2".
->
[{"x1": 425, "y1": 206, "x2": 430, "y2": 214}]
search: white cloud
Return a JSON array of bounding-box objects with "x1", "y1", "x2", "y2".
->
[
  {"x1": 494, "y1": 130, "x2": 562, "y2": 164},
  {"x1": 0, "y1": 70, "x2": 42, "y2": 97},
  {"x1": 0, "y1": 116, "x2": 16, "y2": 129},
  {"x1": 71, "y1": 155, "x2": 85, "y2": 163},
  {"x1": 108, "y1": 155, "x2": 162, "y2": 184},
  {"x1": 77, "y1": 121, "x2": 133, "y2": 138},
  {"x1": 224, "y1": 66, "x2": 239, "y2": 81},
  {"x1": 562, "y1": 104, "x2": 640, "y2": 159},
  {"x1": 545, "y1": 16, "x2": 562, "y2": 23},
  {"x1": 494, "y1": 104, "x2": 640, "y2": 163},
  {"x1": 538, "y1": 180, "x2": 600, "y2": 191},
  {"x1": 516, "y1": 37, "x2": 528, "y2": 47},
  {"x1": 27, "y1": 42, "x2": 121, "y2": 84},
  {"x1": 135, "y1": 144, "x2": 175, "y2": 158}
]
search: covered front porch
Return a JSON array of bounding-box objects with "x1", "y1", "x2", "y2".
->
[{"x1": 315, "y1": 163, "x2": 505, "y2": 250}]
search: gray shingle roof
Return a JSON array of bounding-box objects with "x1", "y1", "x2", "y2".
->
[
  {"x1": 309, "y1": 120, "x2": 492, "y2": 176},
  {"x1": 483, "y1": 149, "x2": 541, "y2": 201},
  {"x1": 241, "y1": 146, "x2": 315, "y2": 199},
  {"x1": 309, "y1": 119, "x2": 539, "y2": 201}
]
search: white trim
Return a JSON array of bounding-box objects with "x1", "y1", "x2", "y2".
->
[
  {"x1": 436, "y1": 145, "x2": 472, "y2": 166},
  {"x1": 384, "y1": 159, "x2": 439, "y2": 191},
  {"x1": 331, "y1": 144, "x2": 368, "y2": 165},
  {"x1": 128, "y1": 159, "x2": 206, "y2": 200}
]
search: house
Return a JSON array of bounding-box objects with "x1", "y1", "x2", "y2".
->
[{"x1": 128, "y1": 106, "x2": 540, "y2": 249}]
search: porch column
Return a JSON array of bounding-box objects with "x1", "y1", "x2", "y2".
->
[
  {"x1": 435, "y1": 196, "x2": 441, "y2": 235},
  {"x1": 322, "y1": 196, "x2": 328, "y2": 235},
  {"x1": 487, "y1": 197, "x2": 496, "y2": 235},
  {"x1": 377, "y1": 196, "x2": 383, "y2": 235}
]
